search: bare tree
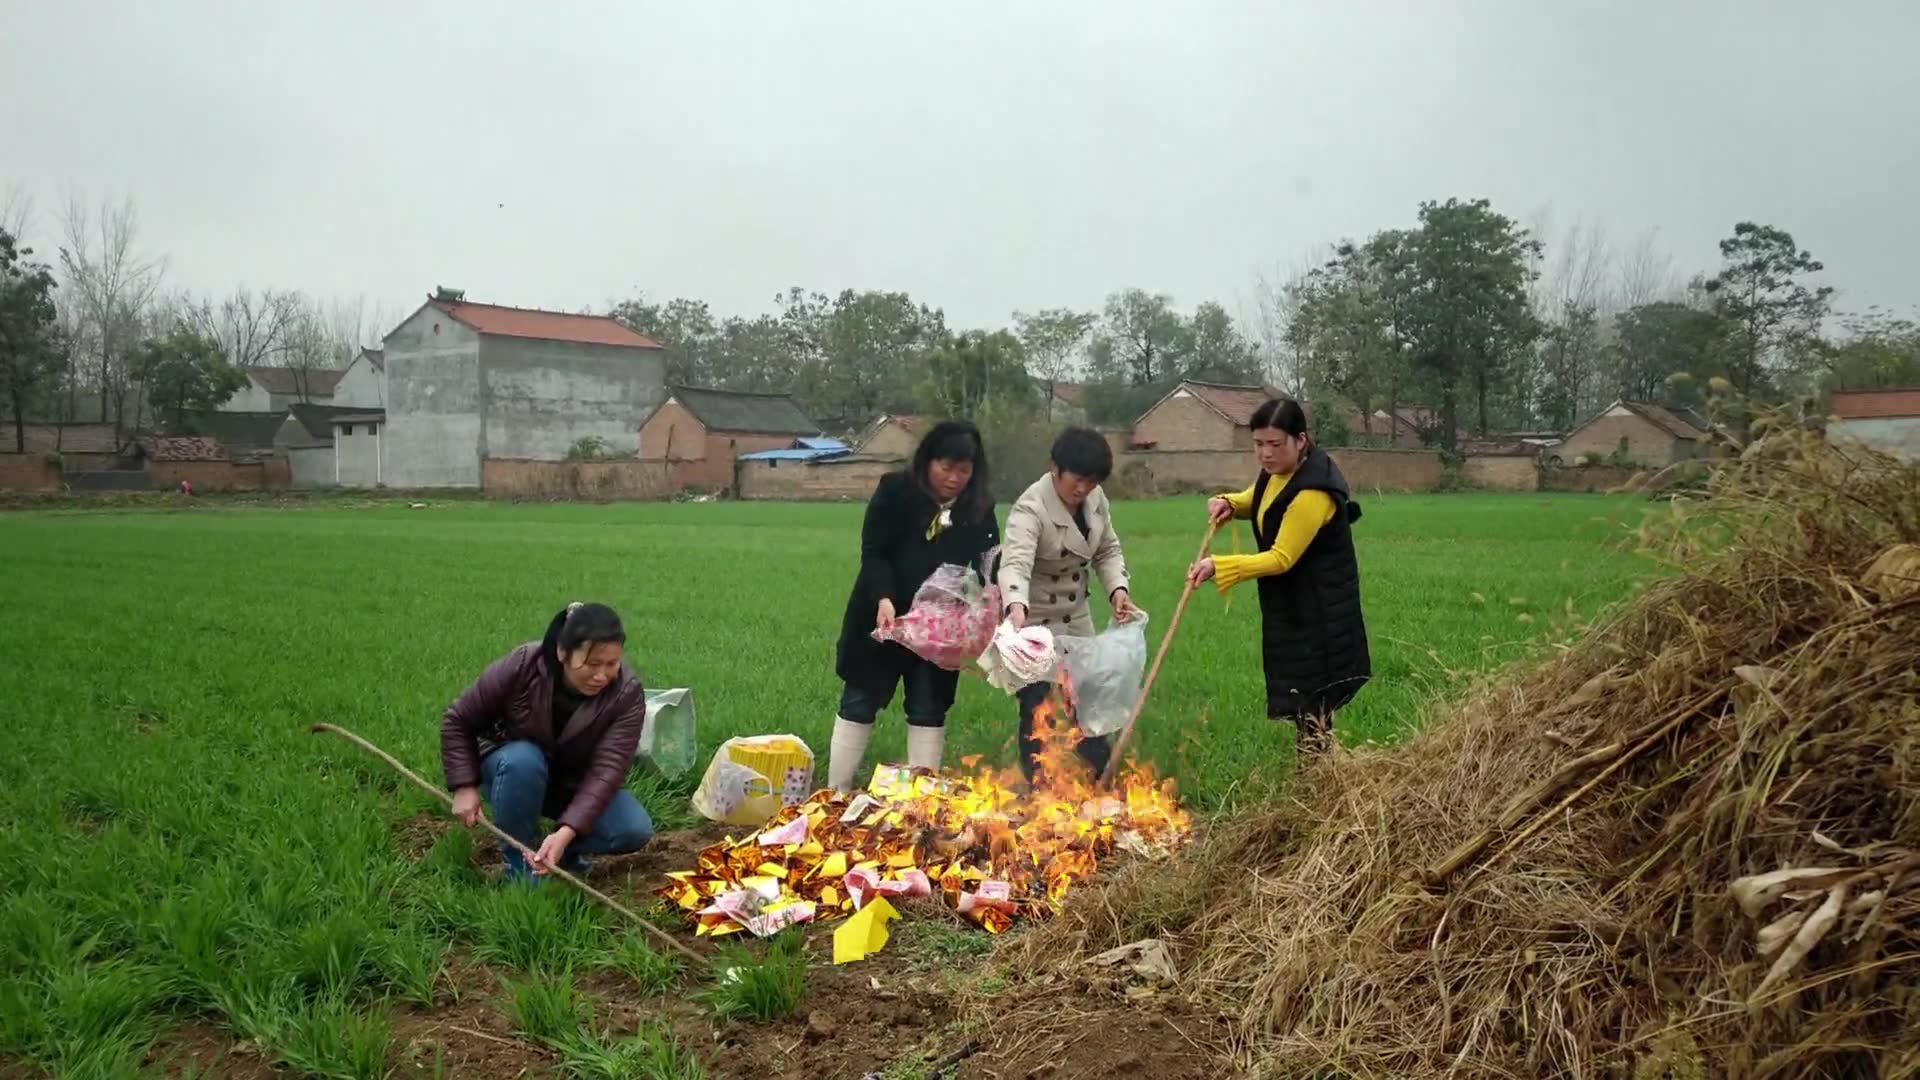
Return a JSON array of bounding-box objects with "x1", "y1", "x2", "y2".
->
[
  {"x1": 179, "y1": 287, "x2": 304, "y2": 370},
  {"x1": 1616, "y1": 227, "x2": 1681, "y2": 311},
  {"x1": 1251, "y1": 247, "x2": 1328, "y2": 395},
  {"x1": 58, "y1": 191, "x2": 165, "y2": 431},
  {"x1": 1, "y1": 183, "x2": 32, "y2": 242}
]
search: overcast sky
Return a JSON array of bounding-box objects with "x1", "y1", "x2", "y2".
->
[{"x1": 5, "y1": 1, "x2": 1916, "y2": 339}]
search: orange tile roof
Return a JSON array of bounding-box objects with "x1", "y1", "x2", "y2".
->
[{"x1": 431, "y1": 299, "x2": 663, "y2": 350}]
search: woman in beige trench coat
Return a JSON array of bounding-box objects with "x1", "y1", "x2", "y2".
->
[{"x1": 996, "y1": 427, "x2": 1140, "y2": 784}]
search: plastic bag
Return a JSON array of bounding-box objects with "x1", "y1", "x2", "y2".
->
[
  {"x1": 871, "y1": 561, "x2": 1001, "y2": 671},
  {"x1": 690, "y1": 734, "x2": 815, "y2": 827},
  {"x1": 1055, "y1": 612, "x2": 1150, "y2": 737},
  {"x1": 977, "y1": 621, "x2": 1058, "y2": 694},
  {"x1": 638, "y1": 688, "x2": 698, "y2": 778}
]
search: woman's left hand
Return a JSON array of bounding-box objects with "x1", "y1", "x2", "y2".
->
[
  {"x1": 1110, "y1": 588, "x2": 1140, "y2": 621},
  {"x1": 531, "y1": 826, "x2": 576, "y2": 875},
  {"x1": 1187, "y1": 557, "x2": 1216, "y2": 587}
]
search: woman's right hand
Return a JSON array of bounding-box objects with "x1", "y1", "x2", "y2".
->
[
  {"x1": 1207, "y1": 497, "x2": 1233, "y2": 525},
  {"x1": 451, "y1": 786, "x2": 483, "y2": 827},
  {"x1": 876, "y1": 597, "x2": 897, "y2": 633}
]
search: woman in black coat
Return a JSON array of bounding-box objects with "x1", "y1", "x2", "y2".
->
[{"x1": 829, "y1": 420, "x2": 999, "y2": 791}]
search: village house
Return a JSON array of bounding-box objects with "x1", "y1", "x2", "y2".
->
[
  {"x1": 1550, "y1": 400, "x2": 1713, "y2": 468},
  {"x1": 638, "y1": 385, "x2": 822, "y2": 493},
  {"x1": 1826, "y1": 387, "x2": 1920, "y2": 463},
  {"x1": 854, "y1": 414, "x2": 926, "y2": 459},
  {"x1": 333, "y1": 348, "x2": 385, "y2": 410},
  {"x1": 1130, "y1": 380, "x2": 1280, "y2": 451},
  {"x1": 276, "y1": 403, "x2": 383, "y2": 488},
  {"x1": 381, "y1": 289, "x2": 668, "y2": 488},
  {"x1": 219, "y1": 366, "x2": 346, "y2": 412}
]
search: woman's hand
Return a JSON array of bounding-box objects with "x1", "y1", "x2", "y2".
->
[
  {"x1": 451, "y1": 786, "x2": 483, "y2": 827},
  {"x1": 1110, "y1": 589, "x2": 1139, "y2": 621},
  {"x1": 532, "y1": 826, "x2": 576, "y2": 876},
  {"x1": 875, "y1": 597, "x2": 897, "y2": 633},
  {"x1": 1207, "y1": 497, "x2": 1233, "y2": 525},
  {"x1": 1004, "y1": 603, "x2": 1027, "y2": 630},
  {"x1": 1187, "y1": 557, "x2": 1216, "y2": 587}
]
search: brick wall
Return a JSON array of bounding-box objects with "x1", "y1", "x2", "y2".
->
[
  {"x1": 739, "y1": 457, "x2": 897, "y2": 500},
  {"x1": 1555, "y1": 411, "x2": 1682, "y2": 468},
  {"x1": 1539, "y1": 465, "x2": 1642, "y2": 493},
  {"x1": 1463, "y1": 454, "x2": 1537, "y2": 491},
  {"x1": 149, "y1": 460, "x2": 279, "y2": 491},
  {"x1": 1132, "y1": 395, "x2": 1236, "y2": 451},
  {"x1": 481, "y1": 458, "x2": 673, "y2": 500},
  {"x1": 0, "y1": 454, "x2": 62, "y2": 490},
  {"x1": 861, "y1": 422, "x2": 918, "y2": 459},
  {"x1": 638, "y1": 401, "x2": 700, "y2": 459},
  {"x1": 1106, "y1": 447, "x2": 1445, "y2": 496}
]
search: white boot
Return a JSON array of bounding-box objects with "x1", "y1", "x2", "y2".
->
[
  {"x1": 827, "y1": 717, "x2": 872, "y2": 792},
  {"x1": 906, "y1": 725, "x2": 945, "y2": 772}
]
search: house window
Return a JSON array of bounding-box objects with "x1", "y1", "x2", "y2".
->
[{"x1": 343, "y1": 425, "x2": 355, "y2": 436}]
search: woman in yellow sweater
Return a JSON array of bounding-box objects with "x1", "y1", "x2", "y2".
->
[{"x1": 1187, "y1": 399, "x2": 1370, "y2": 756}]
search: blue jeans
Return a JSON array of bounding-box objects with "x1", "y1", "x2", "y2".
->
[{"x1": 478, "y1": 740, "x2": 654, "y2": 882}]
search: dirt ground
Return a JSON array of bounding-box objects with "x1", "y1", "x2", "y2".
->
[{"x1": 121, "y1": 819, "x2": 1233, "y2": 1079}]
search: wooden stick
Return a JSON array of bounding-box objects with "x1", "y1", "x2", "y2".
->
[
  {"x1": 311, "y1": 722, "x2": 707, "y2": 968},
  {"x1": 1098, "y1": 520, "x2": 1220, "y2": 787},
  {"x1": 1421, "y1": 687, "x2": 1724, "y2": 887},
  {"x1": 1467, "y1": 696, "x2": 1717, "y2": 882}
]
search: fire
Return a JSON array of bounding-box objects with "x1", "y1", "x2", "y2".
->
[{"x1": 658, "y1": 687, "x2": 1192, "y2": 940}]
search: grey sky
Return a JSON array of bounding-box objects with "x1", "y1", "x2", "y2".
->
[{"x1": 5, "y1": 1, "x2": 1916, "y2": 339}]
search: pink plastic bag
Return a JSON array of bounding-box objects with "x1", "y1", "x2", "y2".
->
[{"x1": 872, "y1": 561, "x2": 1001, "y2": 671}]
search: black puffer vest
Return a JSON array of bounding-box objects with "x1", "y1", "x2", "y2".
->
[{"x1": 1249, "y1": 445, "x2": 1371, "y2": 718}]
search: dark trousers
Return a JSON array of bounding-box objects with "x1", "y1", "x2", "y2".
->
[
  {"x1": 837, "y1": 660, "x2": 955, "y2": 728},
  {"x1": 1016, "y1": 681, "x2": 1111, "y2": 784}
]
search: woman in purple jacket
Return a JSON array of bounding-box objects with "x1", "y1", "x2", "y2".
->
[{"x1": 440, "y1": 602, "x2": 653, "y2": 882}]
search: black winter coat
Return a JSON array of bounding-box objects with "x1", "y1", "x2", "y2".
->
[
  {"x1": 835, "y1": 469, "x2": 1000, "y2": 690},
  {"x1": 1248, "y1": 445, "x2": 1371, "y2": 718}
]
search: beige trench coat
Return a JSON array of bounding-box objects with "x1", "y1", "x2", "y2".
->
[{"x1": 996, "y1": 474, "x2": 1130, "y2": 639}]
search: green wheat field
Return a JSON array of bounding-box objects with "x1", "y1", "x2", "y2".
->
[{"x1": 0, "y1": 492, "x2": 1650, "y2": 1077}]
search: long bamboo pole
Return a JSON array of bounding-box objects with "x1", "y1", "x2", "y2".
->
[
  {"x1": 1098, "y1": 520, "x2": 1220, "y2": 787},
  {"x1": 311, "y1": 722, "x2": 707, "y2": 968}
]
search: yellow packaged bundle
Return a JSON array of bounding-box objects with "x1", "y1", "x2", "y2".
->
[{"x1": 690, "y1": 734, "x2": 817, "y2": 827}]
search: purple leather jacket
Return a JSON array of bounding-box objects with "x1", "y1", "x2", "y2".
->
[{"x1": 439, "y1": 642, "x2": 646, "y2": 834}]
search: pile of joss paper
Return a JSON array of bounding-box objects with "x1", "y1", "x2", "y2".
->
[{"x1": 657, "y1": 750, "x2": 1192, "y2": 943}]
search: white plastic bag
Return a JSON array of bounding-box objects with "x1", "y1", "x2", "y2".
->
[
  {"x1": 1055, "y1": 612, "x2": 1149, "y2": 737},
  {"x1": 977, "y1": 622, "x2": 1058, "y2": 694},
  {"x1": 638, "y1": 688, "x2": 698, "y2": 778}
]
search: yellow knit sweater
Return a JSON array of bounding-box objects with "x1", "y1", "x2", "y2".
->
[{"x1": 1209, "y1": 476, "x2": 1335, "y2": 593}]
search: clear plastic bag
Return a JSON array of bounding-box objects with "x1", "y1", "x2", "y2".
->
[
  {"x1": 1056, "y1": 612, "x2": 1150, "y2": 737},
  {"x1": 871, "y1": 560, "x2": 1002, "y2": 671},
  {"x1": 638, "y1": 688, "x2": 698, "y2": 778}
]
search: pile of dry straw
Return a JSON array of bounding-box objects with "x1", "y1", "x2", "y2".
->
[{"x1": 1003, "y1": 422, "x2": 1920, "y2": 1078}]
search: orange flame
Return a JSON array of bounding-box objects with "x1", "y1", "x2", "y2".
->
[{"x1": 659, "y1": 677, "x2": 1192, "y2": 938}]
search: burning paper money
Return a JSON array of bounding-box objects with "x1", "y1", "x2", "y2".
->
[{"x1": 658, "y1": 695, "x2": 1192, "y2": 939}]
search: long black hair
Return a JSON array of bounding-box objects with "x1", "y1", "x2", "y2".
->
[
  {"x1": 539, "y1": 602, "x2": 626, "y2": 677},
  {"x1": 1249, "y1": 398, "x2": 1310, "y2": 439},
  {"x1": 910, "y1": 419, "x2": 992, "y2": 523}
]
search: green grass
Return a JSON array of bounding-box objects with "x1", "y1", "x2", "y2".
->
[
  {"x1": 0, "y1": 492, "x2": 1649, "y2": 1072},
  {"x1": 699, "y1": 930, "x2": 810, "y2": 1023}
]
